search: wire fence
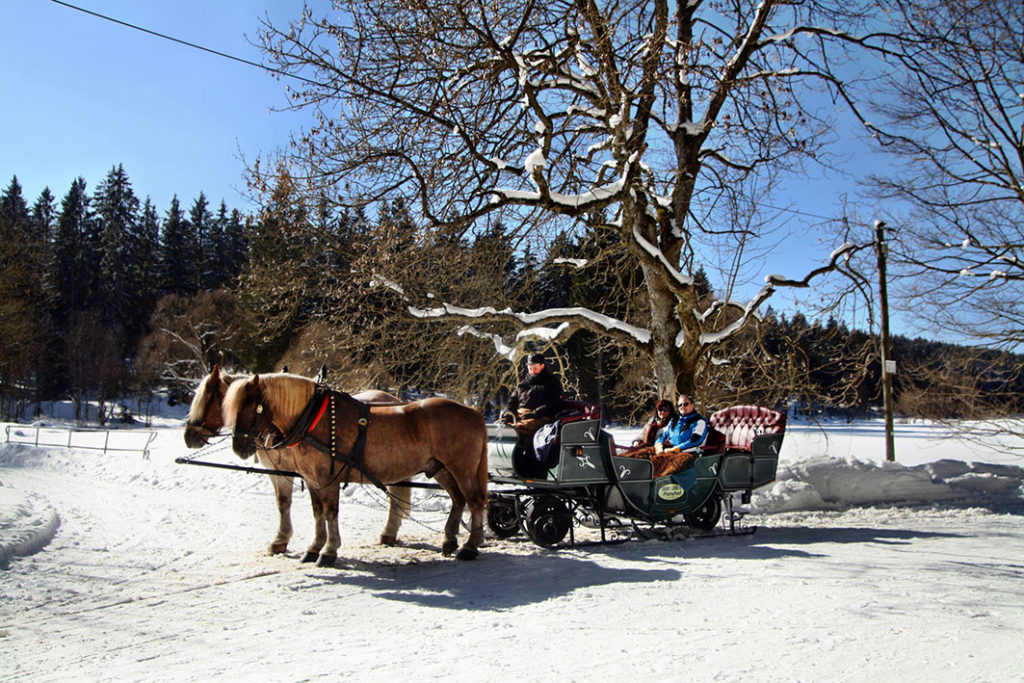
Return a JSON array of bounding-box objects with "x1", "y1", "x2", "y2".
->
[{"x1": 4, "y1": 425, "x2": 157, "y2": 459}]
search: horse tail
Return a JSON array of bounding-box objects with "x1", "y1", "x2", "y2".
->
[{"x1": 476, "y1": 424, "x2": 489, "y2": 507}]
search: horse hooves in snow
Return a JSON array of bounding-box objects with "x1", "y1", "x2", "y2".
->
[
  {"x1": 379, "y1": 534, "x2": 398, "y2": 546},
  {"x1": 441, "y1": 540, "x2": 459, "y2": 556},
  {"x1": 315, "y1": 553, "x2": 337, "y2": 568},
  {"x1": 268, "y1": 543, "x2": 288, "y2": 555},
  {"x1": 455, "y1": 546, "x2": 479, "y2": 561},
  {"x1": 301, "y1": 551, "x2": 319, "y2": 563}
]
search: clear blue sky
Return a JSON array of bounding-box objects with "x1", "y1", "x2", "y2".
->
[
  {"x1": 1, "y1": 0, "x2": 318, "y2": 212},
  {"x1": 2, "y1": 0, "x2": 912, "y2": 336}
]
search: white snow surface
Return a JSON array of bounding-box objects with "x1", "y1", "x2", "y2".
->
[{"x1": 2, "y1": 405, "x2": 1023, "y2": 681}]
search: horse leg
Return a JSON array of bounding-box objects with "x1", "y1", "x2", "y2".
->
[
  {"x1": 315, "y1": 482, "x2": 341, "y2": 568},
  {"x1": 266, "y1": 473, "x2": 294, "y2": 555},
  {"x1": 302, "y1": 486, "x2": 327, "y2": 563},
  {"x1": 454, "y1": 442, "x2": 489, "y2": 561},
  {"x1": 380, "y1": 484, "x2": 411, "y2": 546},
  {"x1": 433, "y1": 469, "x2": 465, "y2": 557}
]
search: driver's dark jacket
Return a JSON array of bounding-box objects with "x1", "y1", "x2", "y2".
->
[{"x1": 507, "y1": 368, "x2": 564, "y2": 419}]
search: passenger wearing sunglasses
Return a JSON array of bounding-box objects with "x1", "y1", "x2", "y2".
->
[
  {"x1": 624, "y1": 394, "x2": 708, "y2": 477},
  {"x1": 632, "y1": 398, "x2": 676, "y2": 447},
  {"x1": 658, "y1": 395, "x2": 708, "y2": 453}
]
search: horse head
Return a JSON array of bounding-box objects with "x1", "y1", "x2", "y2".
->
[
  {"x1": 225, "y1": 374, "x2": 280, "y2": 460},
  {"x1": 184, "y1": 365, "x2": 233, "y2": 448}
]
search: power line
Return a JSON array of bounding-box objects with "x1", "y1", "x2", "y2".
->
[{"x1": 49, "y1": 0, "x2": 321, "y2": 86}]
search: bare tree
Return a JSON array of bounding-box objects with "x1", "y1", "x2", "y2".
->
[
  {"x1": 257, "y1": 0, "x2": 885, "y2": 396},
  {"x1": 136, "y1": 290, "x2": 246, "y2": 402},
  {"x1": 865, "y1": 0, "x2": 1023, "y2": 350}
]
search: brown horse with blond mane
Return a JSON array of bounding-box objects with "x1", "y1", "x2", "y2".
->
[
  {"x1": 222, "y1": 372, "x2": 488, "y2": 565},
  {"x1": 184, "y1": 365, "x2": 413, "y2": 554}
]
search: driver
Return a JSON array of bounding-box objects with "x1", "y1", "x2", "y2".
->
[{"x1": 503, "y1": 353, "x2": 565, "y2": 477}]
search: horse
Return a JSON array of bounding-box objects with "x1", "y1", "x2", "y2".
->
[
  {"x1": 184, "y1": 365, "x2": 413, "y2": 554},
  {"x1": 222, "y1": 372, "x2": 488, "y2": 565}
]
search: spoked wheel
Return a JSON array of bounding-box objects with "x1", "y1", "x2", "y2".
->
[
  {"x1": 683, "y1": 495, "x2": 722, "y2": 531},
  {"x1": 487, "y1": 496, "x2": 522, "y2": 539},
  {"x1": 524, "y1": 495, "x2": 572, "y2": 548}
]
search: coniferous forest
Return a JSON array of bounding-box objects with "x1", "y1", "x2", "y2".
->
[{"x1": 1, "y1": 167, "x2": 1022, "y2": 424}]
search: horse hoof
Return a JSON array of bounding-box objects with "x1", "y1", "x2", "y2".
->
[
  {"x1": 315, "y1": 554, "x2": 337, "y2": 568},
  {"x1": 380, "y1": 534, "x2": 398, "y2": 546},
  {"x1": 268, "y1": 543, "x2": 288, "y2": 555},
  {"x1": 301, "y1": 551, "x2": 319, "y2": 563},
  {"x1": 441, "y1": 540, "x2": 458, "y2": 557},
  {"x1": 456, "y1": 546, "x2": 479, "y2": 561}
]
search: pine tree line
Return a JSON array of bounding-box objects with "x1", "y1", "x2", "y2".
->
[
  {"x1": 2, "y1": 166, "x2": 1021, "y2": 423},
  {"x1": 0, "y1": 168, "x2": 246, "y2": 420}
]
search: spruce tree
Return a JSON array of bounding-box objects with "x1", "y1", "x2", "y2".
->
[
  {"x1": 94, "y1": 164, "x2": 141, "y2": 352},
  {"x1": 224, "y1": 208, "x2": 248, "y2": 285},
  {"x1": 0, "y1": 177, "x2": 39, "y2": 416},
  {"x1": 51, "y1": 178, "x2": 96, "y2": 329},
  {"x1": 188, "y1": 193, "x2": 212, "y2": 292},
  {"x1": 159, "y1": 196, "x2": 194, "y2": 295}
]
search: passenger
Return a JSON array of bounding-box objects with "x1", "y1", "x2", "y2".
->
[
  {"x1": 503, "y1": 353, "x2": 565, "y2": 477},
  {"x1": 623, "y1": 394, "x2": 708, "y2": 477},
  {"x1": 632, "y1": 398, "x2": 676, "y2": 448}
]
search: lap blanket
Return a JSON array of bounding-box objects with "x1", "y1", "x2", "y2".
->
[{"x1": 621, "y1": 446, "x2": 696, "y2": 478}]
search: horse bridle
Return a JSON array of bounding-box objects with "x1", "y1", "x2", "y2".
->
[
  {"x1": 234, "y1": 395, "x2": 287, "y2": 450},
  {"x1": 188, "y1": 380, "x2": 226, "y2": 440}
]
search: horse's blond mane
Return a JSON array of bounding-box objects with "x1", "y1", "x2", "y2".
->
[
  {"x1": 222, "y1": 373, "x2": 315, "y2": 429},
  {"x1": 187, "y1": 369, "x2": 241, "y2": 423}
]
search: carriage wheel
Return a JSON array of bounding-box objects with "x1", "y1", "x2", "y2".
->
[
  {"x1": 525, "y1": 495, "x2": 572, "y2": 548},
  {"x1": 683, "y1": 495, "x2": 722, "y2": 531},
  {"x1": 487, "y1": 496, "x2": 522, "y2": 539}
]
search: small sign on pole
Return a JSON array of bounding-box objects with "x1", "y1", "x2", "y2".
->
[{"x1": 885, "y1": 360, "x2": 897, "y2": 375}]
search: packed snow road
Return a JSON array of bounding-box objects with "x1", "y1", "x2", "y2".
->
[{"x1": 2, "y1": 422, "x2": 1023, "y2": 681}]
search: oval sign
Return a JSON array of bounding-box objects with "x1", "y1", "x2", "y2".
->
[{"x1": 657, "y1": 483, "x2": 685, "y2": 501}]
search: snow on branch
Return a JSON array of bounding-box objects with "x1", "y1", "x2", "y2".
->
[
  {"x1": 631, "y1": 225, "x2": 694, "y2": 290},
  {"x1": 408, "y1": 303, "x2": 651, "y2": 345}
]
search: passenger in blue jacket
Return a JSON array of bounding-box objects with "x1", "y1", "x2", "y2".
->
[
  {"x1": 658, "y1": 395, "x2": 708, "y2": 452},
  {"x1": 625, "y1": 394, "x2": 708, "y2": 477}
]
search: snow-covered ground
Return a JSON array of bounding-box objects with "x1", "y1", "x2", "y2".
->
[{"x1": 2, "y1": 405, "x2": 1023, "y2": 681}]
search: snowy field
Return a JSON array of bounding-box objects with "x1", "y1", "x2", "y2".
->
[{"x1": 2, "y1": 404, "x2": 1023, "y2": 682}]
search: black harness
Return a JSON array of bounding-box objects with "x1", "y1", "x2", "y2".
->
[{"x1": 271, "y1": 387, "x2": 386, "y2": 492}]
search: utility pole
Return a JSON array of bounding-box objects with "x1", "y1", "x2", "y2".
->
[{"x1": 874, "y1": 219, "x2": 896, "y2": 462}]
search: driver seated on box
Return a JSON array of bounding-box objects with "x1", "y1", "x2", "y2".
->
[
  {"x1": 624, "y1": 394, "x2": 708, "y2": 478},
  {"x1": 502, "y1": 353, "x2": 565, "y2": 477}
]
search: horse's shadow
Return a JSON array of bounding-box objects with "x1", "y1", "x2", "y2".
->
[
  {"x1": 296, "y1": 550, "x2": 683, "y2": 610},
  {"x1": 292, "y1": 521, "x2": 972, "y2": 610}
]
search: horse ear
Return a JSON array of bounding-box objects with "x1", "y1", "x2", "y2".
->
[
  {"x1": 252, "y1": 374, "x2": 261, "y2": 389},
  {"x1": 210, "y1": 364, "x2": 220, "y2": 381}
]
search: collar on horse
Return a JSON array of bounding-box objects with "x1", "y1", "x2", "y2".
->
[{"x1": 276, "y1": 387, "x2": 385, "y2": 492}]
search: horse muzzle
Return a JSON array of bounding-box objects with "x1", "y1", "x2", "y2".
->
[
  {"x1": 184, "y1": 423, "x2": 213, "y2": 448},
  {"x1": 231, "y1": 432, "x2": 258, "y2": 459}
]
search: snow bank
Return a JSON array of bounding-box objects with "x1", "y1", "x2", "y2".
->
[
  {"x1": 0, "y1": 480, "x2": 59, "y2": 568},
  {"x1": 750, "y1": 455, "x2": 1024, "y2": 513}
]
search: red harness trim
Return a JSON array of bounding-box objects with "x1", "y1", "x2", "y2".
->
[{"x1": 307, "y1": 394, "x2": 330, "y2": 434}]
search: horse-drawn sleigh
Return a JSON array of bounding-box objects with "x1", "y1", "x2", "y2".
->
[
  {"x1": 485, "y1": 404, "x2": 787, "y2": 547},
  {"x1": 180, "y1": 367, "x2": 786, "y2": 560}
]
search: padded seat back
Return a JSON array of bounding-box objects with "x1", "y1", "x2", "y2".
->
[{"x1": 709, "y1": 405, "x2": 787, "y2": 453}]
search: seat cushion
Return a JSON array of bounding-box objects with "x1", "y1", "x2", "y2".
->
[{"x1": 709, "y1": 405, "x2": 786, "y2": 452}]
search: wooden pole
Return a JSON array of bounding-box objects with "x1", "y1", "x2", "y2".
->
[{"x1": 874, "y1": 220, "x2": 896, "y2": 462}]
